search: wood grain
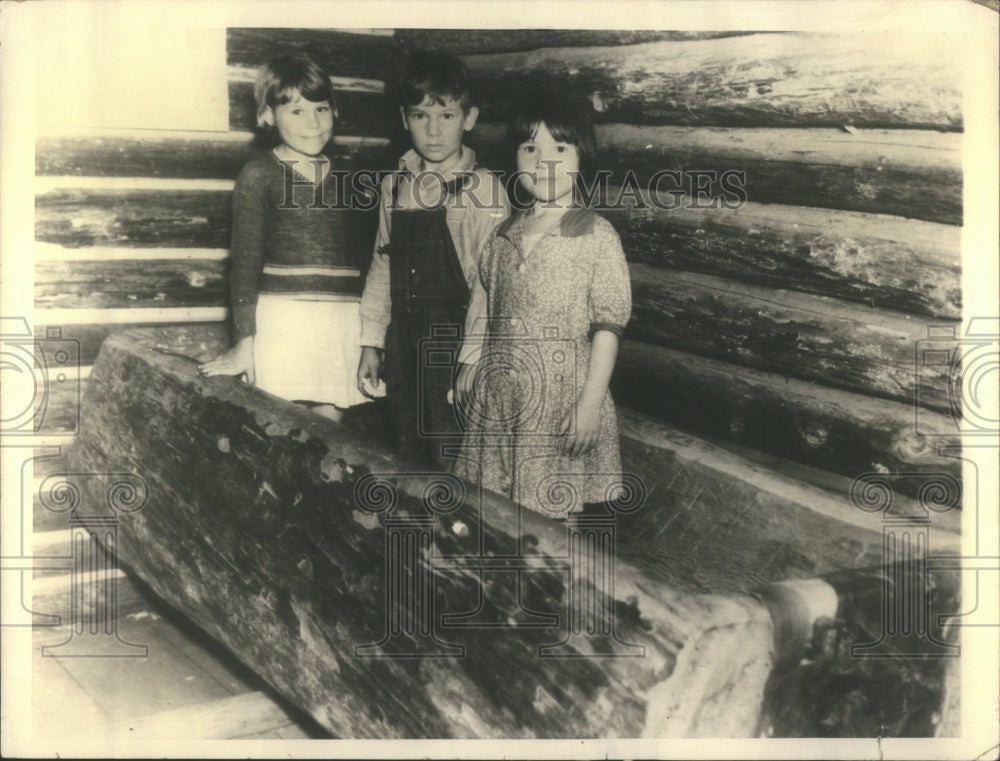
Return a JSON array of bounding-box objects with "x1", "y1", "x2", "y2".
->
[
  {"x1": 627, "y1": 264, "x2": 956, "y2": 411},
  {"x1": 469, "y1": 123, "x2": 962, "y2": 225},
  {"x1": 613, "y1": 341, "x2": 962, "y2": 497},
  {"x1": 464, "y1": 33, "x2": 962, "y2": 129}
]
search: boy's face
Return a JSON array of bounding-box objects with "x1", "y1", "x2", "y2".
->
[{"x1": 400, "y1": 96, "x2": 478, "y2": 172}]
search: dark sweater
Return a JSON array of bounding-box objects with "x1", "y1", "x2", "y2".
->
[{"x1": 230, "y1": 151, "x2": 364, "y2": 339}]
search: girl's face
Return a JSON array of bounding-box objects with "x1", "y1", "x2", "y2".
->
[
  {"x1": 516, "y1": 122, "x2": 580, "y2": 206},
  {"x1": 268, "y1": 88, "x2": 334, "y2": 157}
]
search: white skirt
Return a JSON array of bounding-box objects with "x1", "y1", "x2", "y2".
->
[{"x1": 253, "y1": 293, "x2": 369, "y2": 408}]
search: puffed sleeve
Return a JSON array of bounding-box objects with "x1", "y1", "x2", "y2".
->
[
  {"x1": 229, "y1": 160, "x2": 269, "y2": 340},
  {"x1": 587, "y1": 217, "x2": 632, "y2": 339}
]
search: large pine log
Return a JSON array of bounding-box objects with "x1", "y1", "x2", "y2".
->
[
  {"x1": 226, "y1": 28, "x2": 393, "y2": 82},
  {"x1": 35, "y1": 132, "x2": 393, "y2": 179},
  {"x1": 464, "y1": 33, "x2": 962, "y2": 129},
  {"x1": 605, "y1": 193, "x2": 961, "y2": 320},
  {"x1": 395, "y1": 29, "x2": 757, "y2": 55},
  {"x1": 613, "y1": 341, "x2": 962, "y2": 498},
  {"x1": 66, "y1": 326, "x2": 776, "y2": 738},
  {"x1": 469, "y1": 124, "x2": 962, "y2": 225},
  {"x1": 628, "y1": 264, "x2": 955, "y2": 412}
]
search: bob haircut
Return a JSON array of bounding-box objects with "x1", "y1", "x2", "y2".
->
[
  {"x1": 253, "y1": 54, "x2": 338, "y2": 146},
  {"x1": 398, "y1": 49, "x2": 473, "y2": 113},
  {"x1": 506, "y1": 92, "x2": 598, "y2": 187}
]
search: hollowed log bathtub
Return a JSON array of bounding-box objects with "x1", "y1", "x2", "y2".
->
[{"x1": 61, "y1": 326, "x2": 961, "y2": 738}]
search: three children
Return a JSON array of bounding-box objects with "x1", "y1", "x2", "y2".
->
[{"x1": 205, "y1": 49, "x2": 630, "y2": 516}]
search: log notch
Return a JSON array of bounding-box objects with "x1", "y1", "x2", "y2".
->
[
  {"x1": 468, "y1": 124, "x2": 962, "y2": 226},
  {"x1": 462, "y1": 33, "x2": 962, "y2": 129},
  {"x1": 67, "y1": 326, "x2": 776, "y2": 738}
]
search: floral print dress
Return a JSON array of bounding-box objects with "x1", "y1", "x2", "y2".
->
[{"x1": 456, "y1": 208, "x2": 632, "y2": 516}]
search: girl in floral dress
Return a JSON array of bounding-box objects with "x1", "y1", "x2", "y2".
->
[{"x1": 456, "y1": 94, "x2": 632, "y2": 515}]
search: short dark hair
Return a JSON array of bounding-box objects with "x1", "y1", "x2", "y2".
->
[
  {"x1": 253, "y1": 54, "x2": 337, "y2": 142},
  {"x1": 399, "y1": 49, "x2": 473, "y2": 112},
  {"x1": 506, "y1": 92, "x2": 598, "y2": 182}
]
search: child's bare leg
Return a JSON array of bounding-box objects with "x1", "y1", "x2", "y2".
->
[{"x1": 311, "y1": 404, "x2": 344, "y2": 423}]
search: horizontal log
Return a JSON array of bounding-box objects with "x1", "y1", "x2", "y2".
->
[
  {"x1": 226, "y1": 28, "x2": 393, "y2": 82},
  {"x1": 613, "y1": 341, "x2": 962, "y2": 499},
  {"x1": 228, "y1": 81, "x2": 393, "y2": 136},
  {"x1": 35, "y1": 259, "x2": 228, "y2": 310},
  {"x1": 35, "y1": 185, "x2": 379, "y2": 252},
  {"x1": 604, "y1": 193, "x2": 961, "y2": 320},
  {"x1": 627, "y1": 264, "x2": 955, "y2": 412},
  {"x1": 68, "y1": 325, "x2": 777, "y2": 738},
  {"x1": 464, "y1": 33, "x2": 962, "y2": 129},
  {"x1": 469, "y1": 123, "x2": 962, "y2": 225},
  {"x1": 36, "y1": 131, "x2": 393, "y2": 179},
  {"x1": 36, "y1": 188, "x2": 232, "y2": 248},
  {"x1": 394, "y1": 29, "x2": 758, "y2": 55}
]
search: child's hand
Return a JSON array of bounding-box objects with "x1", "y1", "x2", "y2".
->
[
  {"x1": 559, "y1": 397, "x2": 602, "y2": 457},
  {"x1": 199, "y1": 337, "x2": 255, "y2": 384},
  {"x1": 453, "y1": 362, "x2": 478, "y2": 410},
  {"x1": 357, "y1": 347, "x2": 384, "y2": 398}
]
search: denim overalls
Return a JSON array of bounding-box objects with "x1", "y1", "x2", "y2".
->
[{"x1": 384, "y1": 174, "x2": 470, "y2": 469}]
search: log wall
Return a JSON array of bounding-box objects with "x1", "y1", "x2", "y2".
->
[
  {"x1": 31, "y1": 27, "x2": 965, "y2": 738},
  {"x1": 35, "y1": 26, "x2": 962, "y2": 498}
]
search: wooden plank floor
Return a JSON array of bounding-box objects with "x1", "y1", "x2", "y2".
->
[{"x1": 30, "y1": 534, "x2": 325, "y2": 742}]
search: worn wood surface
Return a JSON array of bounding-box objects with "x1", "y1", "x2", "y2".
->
[
  {"x1": 395, "y1": 29, "x2": 759, "y2": 55},
  {"x1": 67, "y1": 326, "x2": 776, "y2": 738},
  {"x1": 603, "y1": 193, "x2": 961, "y2": 320},
  {"x1": 613, "y1": 341, "x2": 962, "y2": 495},
  {"x1": 226, "y1": 28, "x2": 393, "y2": 82},
  {"x1": 469, "y1": 123, "x2": 962, "y2": 225},
  {"x1": 35, "y1": 258, "x2": 228, "y2": 309},
  {"x1": 35, "y1": 132, "x2": 393, "y2": 179},
  {"x1": 628, "y1": 264, "x2": 955, "y2": 412},
  {"x1": 36, "y1": 188, "x2": 232, "y2": 249},
  {"x1": 464, "y1": 33, "x2": 962, "y2": 129}
]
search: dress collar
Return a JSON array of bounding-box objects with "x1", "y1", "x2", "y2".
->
[{"x1": 496, "y1": 206, "x2": 597, "y2": 241}]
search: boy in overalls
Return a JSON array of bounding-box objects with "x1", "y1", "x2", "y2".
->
[{"x1": 357, "y1": 50, "x2": 508, "y2": 469}]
